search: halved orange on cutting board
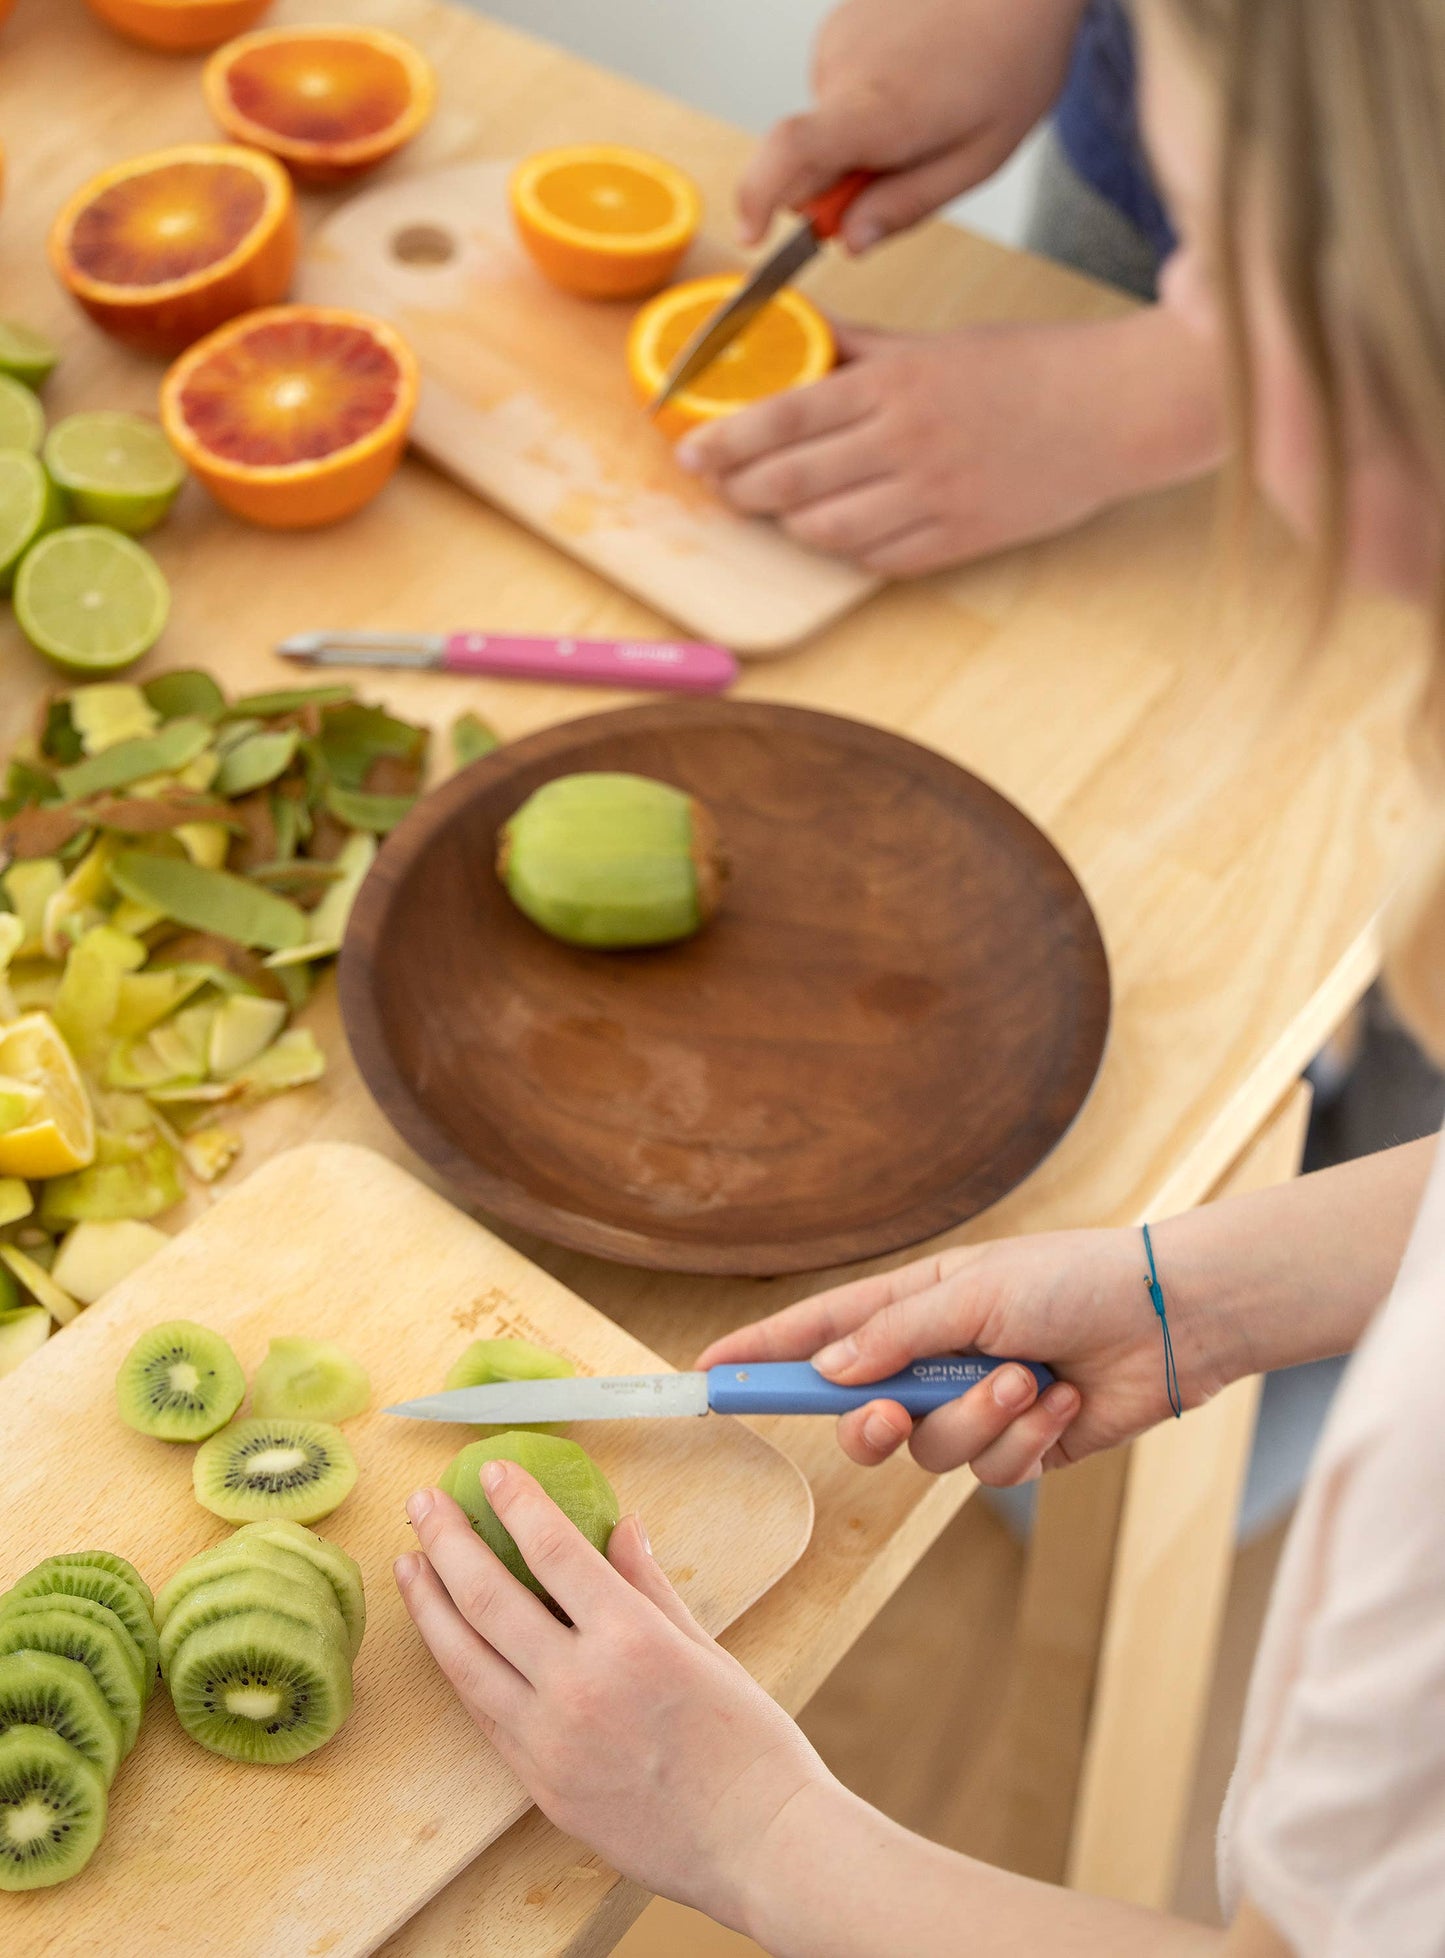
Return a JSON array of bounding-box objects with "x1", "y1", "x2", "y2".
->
[
  {"x1": 510, "y1": 145, "x2": 701, "y2": 300},
  {"x1": 159, "y1": 304, "x2": 419, "y2": 529},
  {"x1": 84, "y1": 0, "x2": 274, "y2": 53},
  {"x1": 49, "y1": 144, "x2": 296, "y2": 359},
  {"x1": 204, "y1": 25, "x2": 436, "y2": 185},
  {"x1": 626, "y1": 274, "x2": 836, "y2": 441}
]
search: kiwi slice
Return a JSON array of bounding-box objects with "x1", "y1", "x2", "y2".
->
[
  {"x1": 9, "y1": 1562, "x2": 158, "y2": 1702},
  {"x1": 439, "y1": 1432, "x2": 619, "y2": 1606},
  {"x1": 40, "y1": 1551, "x2": 153, "y2": 1618},
  {"x1": 159, "y1": 1566, "x2": 346, "y2": 1680},
  {"x1": 155, "y1": 1536, "x2": 338, "y2": 1632},
  {"x1": 443, "y1": 1336, "x2": 575, "y2": 1438},
  {"x1": 192, "y1": 1418, "x2": 358, "y2": 1526},
  {"x1": 250, "y1": 1338, "x2": 371, "y2": 1425},
  {"x1": 0, "y1": 1725, "x2": 108, "y2": 1891},
  {"x1": 233, "y1": 1522, "x2": 366, "y2": 1660},
  {"x1": 0, "y1": 1652, "x2": 123, "y2": 1787},
  {"x1": 0, "y1": 1602, "x2": 144, "y2": 1755},
  {"x1": 167, "y1": 1611, "x2": 353, "y2": 1764},
  {"x1": 116, "y1": 1320, "x2": 245, "y2": 1442}
]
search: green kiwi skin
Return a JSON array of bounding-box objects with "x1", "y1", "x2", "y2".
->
[
  {"x1": 159, "y1": 1566, "x2": 346, "y2": 1680},
  {"x1": 249, "y1": 1338, "x2": 371, "y2": 1425},
  {"x1": 438, "y1": 1432, "x2": 619, "y2": 1605},
  {"x1": 9, "y1": 1563, "x2": 158, "y2": 1703},
  {"x1": 116, "y1": 1319, "x2": 246, "y2": 1443},
  {"x1": 0, "y1": 1724, "x2": 108, "y2": 1891},
  {"x1": 192, "y1": 1417, "x2": 358, "y2": 1526},
  {"x1": 0, "y1": 1652, "x2": 123, "y2": 1787},
  {"x1": 232, "y1": 1522, "x2": 366, "y2": 1660},
  {"x1": 0, "y1": 1602, "x2": 144, "y2": 1755},
  {"x1": 167, "y1": 1611, "x2": 354, "y2": 1765}
]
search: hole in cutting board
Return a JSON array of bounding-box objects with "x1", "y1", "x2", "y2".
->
[{"x1": 391, "y1": 223, "x2": 457, "y2": 266}]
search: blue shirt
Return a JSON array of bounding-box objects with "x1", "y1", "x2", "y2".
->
[{"x1": 1054, "y1": 0, "x2": 1176, "y2": 262}]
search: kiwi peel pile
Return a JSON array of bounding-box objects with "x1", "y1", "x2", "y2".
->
[
  {"x1": 157, "y1": 1523, "x2": 364, "y2": 1764},
  {"x1": 0, "y1": 1548, "x2": 156, "y2": 1888}
]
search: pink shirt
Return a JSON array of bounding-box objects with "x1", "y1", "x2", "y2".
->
[{"x1": 1217, "y1": 1135, "x2": 1445, "y2": 1953}]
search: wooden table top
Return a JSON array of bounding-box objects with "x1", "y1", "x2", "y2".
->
[{"x1": 0, "y1": 0, "x2": 1427, "y2": 1950}]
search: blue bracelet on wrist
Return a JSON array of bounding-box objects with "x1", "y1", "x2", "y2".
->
[{"x1": 1142, "y1": 1223, "x2": 1183, "y2": 1419}]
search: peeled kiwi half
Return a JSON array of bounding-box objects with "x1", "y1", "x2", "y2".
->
[
  {"x1": 167, "y1": 1611, "x2": 353, "y2": 1764},
  {"x1": 116, "y1": 1320, "x2": 245, "y2": 1443},
  {"x1": 0, "y1": 1601, "x2": 144, "y2": 1755},
  {"x1": 0, "y1": 1652, "x2": 123, "y2": 1788},
  {"x1": 443, "y1": 1336, "x2": 575, "y2": 1439},
  {"x1": 0, "y1": 1724, "x2": 108, "y2": 1890},
  {"x1": 439, "y1": 1432, "x2": 619, "y2": 1606},
  {"x1": 249, "y1": 1337, "x2": 371, "y2": 1425},
  {"x1": 192, "y1": 1418, "x2": 358, "y2": 1526},
  {"x1": 8, "y1": 1561, "x2": 158, "y2": 1702}
]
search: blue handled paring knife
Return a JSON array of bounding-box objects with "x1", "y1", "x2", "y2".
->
[{"x1": 384, "y1": 1356, "x2": 1055, "y2": 1425}]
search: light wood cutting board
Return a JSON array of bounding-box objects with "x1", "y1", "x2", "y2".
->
[
  {"x1": 0, "y1": 1144, "x2": 813, "y2": 1958},
  {"x1": 298, "y1": 160, "x2": 879, "y2": 654}
]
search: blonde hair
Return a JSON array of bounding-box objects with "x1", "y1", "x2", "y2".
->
[{"x1": 1155, "y1": 0, "x2": 1445, "y2": 1056}]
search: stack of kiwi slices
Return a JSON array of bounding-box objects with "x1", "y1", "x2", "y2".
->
[
  {"x1": 156, "y1": 1523, "x2": 364, "y2": 1765},
  {"x1": 115, "y1": 1320, "x2": 363, "y2": 1526},
  {"x1": 0, "y1": 1550, "x2": 156, "y2": 1888}
]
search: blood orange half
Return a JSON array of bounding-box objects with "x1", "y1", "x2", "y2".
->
[
  {"x1": 49, "y1": 144, "x2": 296, "y2": 359},
  {"x1": 83, "y1": 0, "x2": 274, "y2": 52},
  {"x1": 203, "y1": 25, "x2": 436, "y2": 185},
  {"x1": 159, "y1": 305, "x2": 420, "y2": 529}
]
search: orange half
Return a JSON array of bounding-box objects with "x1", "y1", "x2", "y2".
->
[
  {"x1": 203, "y1": 25, "x2": 436, "y2": 186},
  {"x1": 627, "y1": 275, "x2": 836, "y2": 440},
  {"x1": 49, "y1": 143, "x2": 297, "y2": 359},
  {"x1": 160, "y1": 304, "x2": 420, "y2": 529},
  {"x1": 510, "y1": 145, "x2": 701, "y2": 300},
  {"x1": 83, "y1": 0, "x2": 275, "y2": 54}
]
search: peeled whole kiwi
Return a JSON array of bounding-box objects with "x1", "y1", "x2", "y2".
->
[{"x1": 497, "y1": 772, "x2": 728, "y2": 949}]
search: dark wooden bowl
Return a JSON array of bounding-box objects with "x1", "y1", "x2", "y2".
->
[{"x1": 339, "y1": 701, "x2": 1110, "y2": 1275}]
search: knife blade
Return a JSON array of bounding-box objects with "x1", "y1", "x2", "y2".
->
[
  {"x1": 648, "y1": 169, "x2": 876, "y2": 417},
  {"x1": 385, "y1": 1355, "x2": 1054, "y2": 1425}
]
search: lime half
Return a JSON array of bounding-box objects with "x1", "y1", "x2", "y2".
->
[
  {"x1": 0, "y1": 374, "x2": 45, "y2": 453},
  {"x1": 0, "y1": 322, "x2": 60, "y2": 390},
  {"x1": 15, "y1": 525, "x2": 170, "y2": 674},
  {"x1": 0, "y1": 451, "x2": 67, "y2": 593},
  {"x1": 44, "y1": 412, "x2": 185, "y2": 536}
]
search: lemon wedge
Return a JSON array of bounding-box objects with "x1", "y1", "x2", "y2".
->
[{"x1": 0, "y1": 1012, "x2": 97, "y2": 1179}]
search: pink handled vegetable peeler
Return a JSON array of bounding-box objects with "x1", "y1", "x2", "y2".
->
[{"x1": 277, "y1": 630, "x2": 738, "y2": 694}]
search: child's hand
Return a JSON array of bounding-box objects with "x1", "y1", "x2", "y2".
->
[
  {"x1": 676, "y1": 309, "x2": 1225, "y2": 576},
  {"x1": 395, "y1": 1466, "x2": 836, "y2": 1934},
  {"x1": 699, "y1": 1226, "x2": 1204, "y2": 1481},
  {"x1": 739, "y1": 0, "x2": 1087, "y2": 251}
]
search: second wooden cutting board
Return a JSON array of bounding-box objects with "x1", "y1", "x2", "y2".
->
[
  {"x1": 0, "y1": 1144, "x2": 813, "y2": 1958},
  {"x1": 298, "y1": 159, "x2": 878, "y2": 653}
]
